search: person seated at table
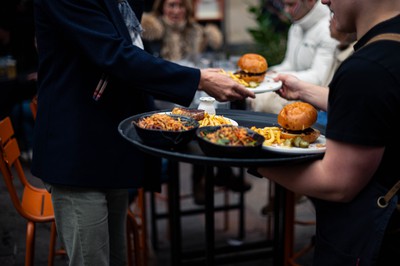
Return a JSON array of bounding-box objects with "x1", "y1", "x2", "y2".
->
[
  {"x1": 141, "y1": 0, "x2": 223, "y2": 62},
  {"x1": 140, "y1": 0, "x2": 251, "y2": 205},
  {"x1": 316, "y1": 16, "x2": 357, "y2": 125},
  {"x1": 249, "y1": 0, "x2": 338, "y2": 116}
]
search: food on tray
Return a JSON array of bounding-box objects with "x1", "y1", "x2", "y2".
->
[
  {"x1": 251, "y1": 102, "x2": 321, "y2": 148},
  {"x1": 198, "y1": 126, "x2": 260, "y2": 146},
  {"x1": 198, "y1": 113, "x2": 233, "y2": 127},
  {"x1": 250, "y1": 126, "x2": 283, "y2": 146},
  {"x1": 137, "y1": 113, "x2": 195, "y2": 131},
  {"x1": 172, "y1": 107, "x2": 233, "y2": 127},
  {"x1": 171, "y1": 107, "x2": 205, "y2": 121},
  {"x1": 277, "y1": 102, "x2": 321, "y2": 147}
]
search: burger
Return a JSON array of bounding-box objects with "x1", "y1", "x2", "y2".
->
[
  {"x1": 277, "y1": 102, "x2": 321, "y2": 147},
  {"x1": 235, "y1": 53, "x2": 268, "y2": 85}
]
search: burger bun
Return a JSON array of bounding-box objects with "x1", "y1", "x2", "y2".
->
[
  {"x1": 237, "y1": 53, "x2": 268, "y2": 83},
  {"x1": 278, "y1": 102, "x2": 318, "y2": 131}
]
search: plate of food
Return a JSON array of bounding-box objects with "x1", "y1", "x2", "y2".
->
[
  {"x1": 196, "y1": 125, "x2": 265, "y2": 158},
  {"x1": 222, "y1": 53, "x2": 282, "y2": 94},
  {"x1": 132, "y1": 113, "x2": 199, "y2": 148},
  {"x1": 262, "y1": 135, "x2": 326, "y2": 154},
  {"x1": 251, "y1": 101, "x2": 326, "y2": 154}
]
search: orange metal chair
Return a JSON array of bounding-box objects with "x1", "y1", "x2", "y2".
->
[
  {"x1": 0, "y1": 116, "x2": 66, "y2": 266},
  {"x1": 127, "y1": 188, "x2": 148, "y2": 266},
  {"x1": 29, "y1": 95, "x2": 38, "y2": 120}
]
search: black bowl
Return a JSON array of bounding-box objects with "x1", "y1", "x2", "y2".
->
[
  {"x1": 196, "y1": 125, "x2": 265, "y2": 158},
  {"x1": 133, "y1": 113, "x2": 199, "y2": 148}
]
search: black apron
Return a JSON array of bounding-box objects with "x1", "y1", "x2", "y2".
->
[{"x1": 311, "y1": 180, "x2": 398, "y2": 265}]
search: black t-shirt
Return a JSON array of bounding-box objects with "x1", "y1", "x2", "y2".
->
[{"x1": 326, "y1": 15, "x2": 400, "y2": 189}]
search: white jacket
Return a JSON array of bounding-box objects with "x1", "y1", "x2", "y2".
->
[{"x1": 250, "y1": 1, "x2": 338, "y2": 114}]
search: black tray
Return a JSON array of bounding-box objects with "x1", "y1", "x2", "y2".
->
[{"x1": 118, "y1": 109, "x2": 324, "y2": 167}]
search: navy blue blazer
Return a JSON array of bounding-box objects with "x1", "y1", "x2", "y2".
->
[{"x1": 32, "y1": 0, "x2": 199, "y2": 189}]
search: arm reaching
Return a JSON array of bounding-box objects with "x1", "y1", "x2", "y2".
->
[{"x1": 274, "y1": 74, "x2": 329, "y2": 111}]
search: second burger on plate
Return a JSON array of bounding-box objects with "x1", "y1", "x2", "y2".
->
[{"x1": 277, "y1": 102, "x2": 321, "y2": 148}]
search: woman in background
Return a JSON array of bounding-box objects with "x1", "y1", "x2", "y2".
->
[{"x1": 141, "y1": 0, "x2": 223, "y2": 62}]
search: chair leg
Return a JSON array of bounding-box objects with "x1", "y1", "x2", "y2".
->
[
  {"x1": 25, "y1": 221, "x2": 36, "y2": 266},
  {"x1": 127, "y1": 210, "x2": 142, "y2": 266},
  {"x1": 136, "y1": 189, "x2": 148, "y2": 266},
  {"x1": 47, "y1": 222, "x2": 57, "y2": 266},
  {"x1": 149, "y1": 191, "x2": 159, "y2": 250},
  {"x1": 126, "y1": 220, "x2": 134, "y2": 266},
  {"x1": 223, "y1": 189, "x2": 230, "y2": 231}
]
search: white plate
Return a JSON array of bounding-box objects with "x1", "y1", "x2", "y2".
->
[
  {"x1": 247, "y1": 77, "x2": 282, "y2": 94},
  {"x1": 262, "y1": 135, "x2": 326, "y2": 154},
  {"x1": 223, "y1": 117, "x2": 238, "y2": 126}
]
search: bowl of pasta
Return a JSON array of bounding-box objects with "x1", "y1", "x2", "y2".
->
[
  {"x1": 133, "y1": 113, "x2": 199, "y2": 148},
  {"x1": 196, "y1": 125, "x2": 265, "y2": 158}
]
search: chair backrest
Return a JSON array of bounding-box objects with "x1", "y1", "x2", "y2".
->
[
  {"x1": 0, "y1": 116, "x2": 53, "y2": 221},
  {"x1": 30, "y1": 95, "x2": 38, "y2": 120}
]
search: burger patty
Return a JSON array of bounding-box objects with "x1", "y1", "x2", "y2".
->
[
  {"x1": 234, "y1": 70, "x2": 267, "y2": 77},
  {"x1": 282, "y1": 127, "x2": 316, "y2": 135}
]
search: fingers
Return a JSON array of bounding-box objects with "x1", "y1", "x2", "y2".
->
[
  {"x1": 219, "y1": 76, "x2": 255, "y2": 101},
  {"x1": 234, "y1": 83, "x2": 255, "y2": 99},
  {"x1": 199, "y1": 69, "x2": 256, "y2": 102}
]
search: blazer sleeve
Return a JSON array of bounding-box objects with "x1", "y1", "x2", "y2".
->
[{"x1": 38, "y1": 0, "x2": 199, "y2": 106}]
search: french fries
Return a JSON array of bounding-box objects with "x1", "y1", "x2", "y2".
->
[
  {"x1": 250, "y1": 126, "x2": 283, "y2": 146},
  {"x1": 220, "y1": 69, "x2": 250, "y2": 87},
  {"x1": 199, "y1": 113, "x2": 233, "y2": 127}
]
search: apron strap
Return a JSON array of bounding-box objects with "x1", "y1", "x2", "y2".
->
[
  {"x1": 377, "y1": 180, "x2": 400, "y2": 211},
  {"x1": 358, "y1": 33, "x2": 400, "y2": 53},
  {"x1": 364, "y1": 33, "x2": 400, "y2": 46},
  {"x1": 364, "y1": 33, "x2": 400, "y2": 212}
]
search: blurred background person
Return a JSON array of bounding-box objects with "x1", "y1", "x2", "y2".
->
[
  {"x1": 316, "y1": 15, "x2": 357, "y2": 125},
  {"x1": 263, "y1": 0, "x2": 290, "y2": 33},
  {"x1": 141, "y1": 0, "x2": 223, "y2": 62},
  {"x1": 322, "y1": 16, "x2": 357, "y2": 87},
  {"x1": 249, "y1": 0, "x2": 337, "y2": 115}
]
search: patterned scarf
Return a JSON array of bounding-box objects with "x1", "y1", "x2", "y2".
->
[
  {"x1": 93, "y1": 0, "x2": 144, "y2": 101},
  {"x1": 117, "y1": 0, "x2": 144, "y2": 49}
]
